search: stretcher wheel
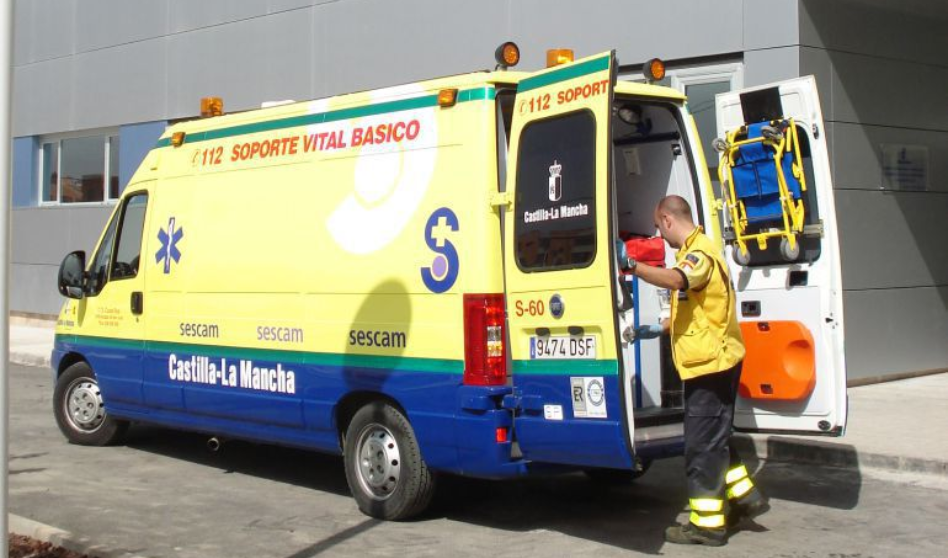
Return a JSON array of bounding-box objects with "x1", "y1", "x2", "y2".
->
[
  {"x1": 733, "y1": 246, "x2": 752, "y2": 266},
  {"x1": 780, "y1": 236, "x2": 801, "y2": 262}
]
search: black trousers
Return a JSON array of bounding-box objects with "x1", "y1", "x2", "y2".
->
[{"x1": 683, "y1": 362, "x2": 743, "y2": 507}]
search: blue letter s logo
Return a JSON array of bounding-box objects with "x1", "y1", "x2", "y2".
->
[{"x1": 421, "y1": 208, "x2": 459, "y2": 293}]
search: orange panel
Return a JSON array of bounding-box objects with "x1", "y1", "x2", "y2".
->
[{"x1": 738, "y1": 321, "x2": 816, "y2": 401}]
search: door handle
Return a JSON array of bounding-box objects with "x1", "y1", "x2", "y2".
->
[{"x1": 131, "y1": 292, "x2": 144, "y2": 315}]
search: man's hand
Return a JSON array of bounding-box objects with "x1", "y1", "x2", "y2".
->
[
  {"x1": 615, "y1": 240, "x2": 636, "y2": 271},
  {"x1": 624, "y1": 323, "x2": 664, "y2": 342}
]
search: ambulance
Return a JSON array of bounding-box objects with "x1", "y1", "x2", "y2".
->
[{"x1": 53, "y1": 44, "x2": 847, "y2": 520}]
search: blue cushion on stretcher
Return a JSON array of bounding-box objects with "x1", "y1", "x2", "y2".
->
[{"x1": 731, "y1": 122, "x2": 802, "y2": 223}]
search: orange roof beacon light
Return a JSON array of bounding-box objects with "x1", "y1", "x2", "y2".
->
[
  {"x1": 170, "y1": 131, "x2": 186, "y2": 148},
  {"x1": 200, "y1": 96, "x2": 224, "y2": 118},
  {"x1": 438, "y1": 88, "x2": 459, "y2": 108},
  {"x1": 546, "y1": 48, "x2": 575, "y2": 68},
  {"x1": 494, "y1": 41, "x2": 520, "y2": 70},
  {"x1": 643, "y1": 58, "x2": 666, "y2": 83}
]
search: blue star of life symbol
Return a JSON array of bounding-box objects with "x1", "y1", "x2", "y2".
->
[{"x1": 156, "y1": 217, "x2": 184, "y2": 274}]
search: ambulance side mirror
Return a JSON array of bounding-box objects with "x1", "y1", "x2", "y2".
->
[{"x1": 58, "y1": 251, "x2": 87, "y2": 299}]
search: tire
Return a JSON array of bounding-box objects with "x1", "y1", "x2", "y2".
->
[
  {"x1": 343, "y1": 401, "x2": 435, "y2": 521},
  {"x1": 733, "y1": 246, "x2": 752, "y2": 266},
  {"x1": 585, "y1": 460, "x2": 652, "y2": 485},
  {"x1": 780, "y1": 235, "x2": 801, "y2": 262},
  {"x1": 53, "y1": 361, "x2": 128, "y2": 446}
]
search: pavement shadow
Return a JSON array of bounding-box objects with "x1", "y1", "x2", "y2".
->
[
  {"x1": 124, "y1": 424, "x2": 351, "y2": 497},
  {"x1": 424, "y1": 460, "x2": 689, "y2": 555},
  {"x1": 734, "y1": 436, "x2": 862, "y2": 510}
]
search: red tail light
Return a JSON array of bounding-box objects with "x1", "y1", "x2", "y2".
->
[{"x1": 463, "y1": 293, "x2": 508, "y2": 386}]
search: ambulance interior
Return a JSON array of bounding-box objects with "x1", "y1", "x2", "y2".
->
[{"x1": 611, "y1": 100, "x2": 700, "y2": 426}]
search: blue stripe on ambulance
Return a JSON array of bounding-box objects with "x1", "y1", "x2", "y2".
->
[{"x1": 53, "y1": 335, "x2": 524, "y2": 478}]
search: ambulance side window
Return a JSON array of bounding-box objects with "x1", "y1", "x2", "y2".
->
[
  {"x1": 515, "y1": 110, "x2": 597, "y2": 271},
  {"x1": 87, "y1": 212, "x2": 119, "y2": 296},
  {"x1": 111, "y1": 193, "x2": 148, "y2": 280}
]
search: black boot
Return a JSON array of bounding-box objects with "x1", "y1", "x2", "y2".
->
[
  {"x1": 727, "y1": 490, "x2": 771, "y2": 525},
  {"x1": 664, "y1": 522, "x2": 728, "y2": 546}
]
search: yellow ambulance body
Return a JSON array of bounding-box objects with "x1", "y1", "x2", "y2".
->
[{"x1": 53, "y1": 49, "x2": 847, "y2": 520}]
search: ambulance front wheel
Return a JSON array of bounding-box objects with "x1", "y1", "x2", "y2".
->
[
  {"x1": 53, "y1": 361, "x2": 128, "y2": 446},
  {"x1": 344, "y1": 401, "x2": 436, "y2": 521}
]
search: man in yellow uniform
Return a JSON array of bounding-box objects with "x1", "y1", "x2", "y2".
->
[{"x1": 619, "y1": 195, "x2": 768, "y2": 546}]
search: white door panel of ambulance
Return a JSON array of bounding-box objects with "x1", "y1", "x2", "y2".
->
[
  {"x1": 714, "y1": 76, "x2": 847, "y2": 435},
  {"x1": 503, "y1": 51, "x2": 635, "y2": 469}
]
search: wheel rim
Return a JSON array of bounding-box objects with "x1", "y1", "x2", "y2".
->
[
  {"x1": 355, "y1": 423, "x2": 402, "y2": 501},
  {"x1": 63, "y1": 378, "x2": 106, "y2": 433}
]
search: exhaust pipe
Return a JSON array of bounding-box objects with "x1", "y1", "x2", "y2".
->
[{"x1": 206, "y1": 437, "x2": 223, "y2": 452}]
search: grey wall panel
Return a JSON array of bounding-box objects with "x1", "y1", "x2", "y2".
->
[
  {"x1": 169, "y1": 0, "x2": 270, "y2": 34},
  {"x1": 744, "y1": 0, "x2": 798, "y2": 51},
  {"x1": 19, "y1": 0, "x2": 76, "y2": 64},
  {"x1": 509, "y1": 0, "x2": 744, "y2": 70},
  {"x1": 831, "y1": 52, "x2": 948, "y2": 131},
  {"x1": 801, "y1": 48, "x2": 948, "y2": 131},
  {"x1": 835, "y1": 189, "x2": 948, "y2": 291},
  {"x1": 74, "y1": 39, "x2": 169, "y2": 131},
  {"x1": 12, "y1": 207, "x2": 114, "y2": 265},
  {"x1": 167, "y1": 10, "x2": 316, "y2": 119},
  {"x1": 13, "y1": 0, "x2": 32, "y2": 66},
  {"x1": 800, "y1": 0, "x2": 948, "y2": 68},
  {"x1": 268, "y1": 0, "x2": 324, "y2": 12},
  {"x1": 828, "y1": 121, "x2": 948, "y2": 193},
  {"x1": 11, "y1": 264, "x2": 62, "y2": 316},
  {"x1": 843, "y1": 286, "x2": 948, "y2": 380},
  {"x1": 75, "y1": 0, "x2": 169, "y2": 53},
  {"x1": 743, "y1": 46, "x2": 799, "y2": 87},
  {"x1": 12, "y1": 56, "x2": 75, "y2": 136},
  {"x1": 318, "y1": 0, "x2": 513, "y2": 99}
]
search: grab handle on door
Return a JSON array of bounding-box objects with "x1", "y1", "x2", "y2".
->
[{"x1": 131, "y1": 292, "x2": 143, "y2": 315}]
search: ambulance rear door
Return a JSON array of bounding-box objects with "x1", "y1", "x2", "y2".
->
[
  {"x1": 502, "y1": 51, "x2": 635, "y2": 469},
  {"x1": 715, "y1": 76, "x2": 847, "y2": 435}
]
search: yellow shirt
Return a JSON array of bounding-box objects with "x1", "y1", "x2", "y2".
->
[{"x1": 669, "y1": 227, "x2": 745, "y2": 379}]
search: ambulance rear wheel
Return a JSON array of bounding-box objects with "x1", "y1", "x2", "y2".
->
[
  {"x1": 53, "y1": 361, "x2": 128, "y2": 446},
  {"x1": 344, "y1": 401, "x2": 435, "y2": 521}
]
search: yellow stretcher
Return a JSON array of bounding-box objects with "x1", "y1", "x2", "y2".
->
[{"x1": 714, "y1": 118, "x2": 807, "y2": 264}]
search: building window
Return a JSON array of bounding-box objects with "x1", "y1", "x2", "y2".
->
[
  {"x1": 669, "y1": 64, "x2": 744, "y2": 190},
  {"x1": 39, "y1": 132, "x2": 121, "y2": 205}
]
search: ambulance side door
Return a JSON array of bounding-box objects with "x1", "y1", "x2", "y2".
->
[
  {"x1": 503, "y1": 51, "x2": 634, "y2": 469},
  {"x1": 715, "y1": 77, "x2": 847, "y2": 435},
  {"x1": 78, "y1": 189, "x2": 151, "y2": 408}
]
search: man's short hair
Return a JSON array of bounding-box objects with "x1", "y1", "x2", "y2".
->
[{"x1": 657, "y1": 195, "x2": 694, "y2": 223}]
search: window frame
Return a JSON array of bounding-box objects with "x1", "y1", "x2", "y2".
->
[
  {"x1": 110, "y1": 191, "x2": 149, "y2": 282},
  {"x1": 37, "y1": 128, "x2": 122, "y2": 207}
]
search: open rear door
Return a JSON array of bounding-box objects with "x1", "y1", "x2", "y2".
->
[
  {"x1": 502, "y1": 52, "x2": 635, "y2": 469},
  {"x1": 715, "y1": 76, "x2": 847, "y2": 435}
]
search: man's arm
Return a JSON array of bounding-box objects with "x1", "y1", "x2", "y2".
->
[{"x1": 629, "y1": 261, "x2": 687, "y2": 291}]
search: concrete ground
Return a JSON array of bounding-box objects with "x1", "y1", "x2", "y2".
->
[{"x1": 8, "y1": 360, "x2": 948, "y2": 558}]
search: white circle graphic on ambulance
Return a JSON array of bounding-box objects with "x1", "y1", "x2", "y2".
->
[{"x1": 323, "y1": 84, "x2": 438, "y2": 254}]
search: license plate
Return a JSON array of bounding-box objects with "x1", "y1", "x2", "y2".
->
[{"x1": 529, "y1": 335, "x2": 597, "y2": 360}]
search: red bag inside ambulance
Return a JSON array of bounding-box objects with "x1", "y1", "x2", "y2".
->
[{"x1": 621, "y1": 234, "x2": 666, "y2": 272}]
